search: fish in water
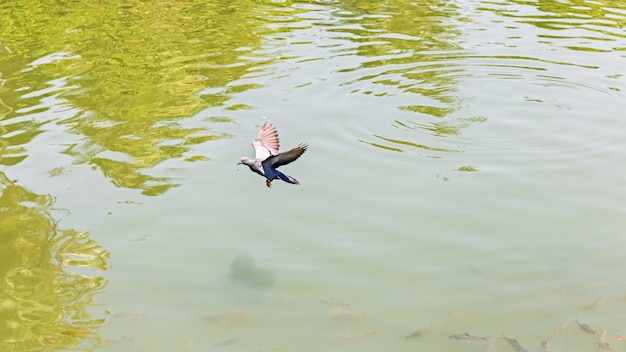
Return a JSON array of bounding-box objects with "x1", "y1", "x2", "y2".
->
[
  {"x1": 204, "y1": 312, "x2": 247, "y2": 324},
  {"x1": 584, "y1": 294, "x2": 608, "y2": 310},
  {"x1": 575, "y1": 319, "x2": 597, "y2": 335},
  {"x1": 320, "y1": 298, "x2": 351, "y2": 308},
  {"x1": 500, "y1": 335, "x2": 528, "y2": 352},
  {"x1": 541, "y1": 340, "x2": 550, "y2": 352},
  {"x1": 406, "y1": 325, "x2": 432, "y2": 339},
  {"x1": 449, "y1": 332, "x2": 490, "y2": 342},
  {"x1": 238, "y1": 121, "x2": 308, "y2": 188},
  {"x1": 215, "y1": 336, "x2": 244, "y2": 347},
  {"x1": 596, "y1": 342, "x2": 617, "y2": 352},
  {"x1": 553, "y1": 319, "x2": 570, "y2": 334},
  {"x1": 614, "y1": 335, "x2": 626, "y2": 342},
  {"x1": 103, "y1": 336, "x2": 135, "y2": 345}
]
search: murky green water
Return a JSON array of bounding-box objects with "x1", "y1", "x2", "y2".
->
[{"x1": 1, "y1": 0, "x2": 626, "y2": 351}]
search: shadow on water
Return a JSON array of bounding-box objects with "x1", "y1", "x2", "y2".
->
[
  {"x1": 0, "y1": 172, "x2": 109, "y2": 351},
  {"x1": 227, "y1": 253, "x2": 276, "y2": 289}
]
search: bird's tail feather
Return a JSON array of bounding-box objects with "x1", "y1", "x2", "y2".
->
[{"x1": 276, "y1": 171, "x2": 299, "y2": 185}]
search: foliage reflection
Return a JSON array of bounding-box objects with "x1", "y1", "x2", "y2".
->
[
  {"x1": 0, "y1": 0, "x2": 264, "y2": 195},
  {"x1": 0, "y1": 172, "x2": 109, "y2": 351}
]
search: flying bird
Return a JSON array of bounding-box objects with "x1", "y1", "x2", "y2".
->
[{"x1": 238, "y1": 122, "x2": 307, "y2": 188}]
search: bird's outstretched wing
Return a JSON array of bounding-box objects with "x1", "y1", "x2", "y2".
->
[
  {"x1": 252, "y1": 122, "x2": 280, "y2": 161},
  {"x1": 266, "y1": 144, "x2": 308, "y2": 168}
]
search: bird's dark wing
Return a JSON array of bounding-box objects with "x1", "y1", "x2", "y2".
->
[
  {"x1": 253, "y1": 122, "x2": 280, "y2": 161},
  {"x1": 266, "y1": 144, "x2": 308, "y2": 168}
]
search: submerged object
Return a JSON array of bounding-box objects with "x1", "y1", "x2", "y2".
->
[
  {"x1": 583, "y1": 294, "x2": 608, "y2": 310},
  {"x1": 238, "y1": 121, "x2": 307, "y2": 188},
  {"x1": 554, "y1": 319, "x2": 570, "y2": 334},
  {"x1": 228, "y1": 253, "x2": 276, "y2": 288},
  {"x1": 204, "y1": 312, "x2": 246, "y2": 324},
  {"x1": 320, "y1": 298, "x2": 351, "y2": 308},
  {"x1": 596, "y1": 342, "x2": 617, "y2": 352},
  {"x1": 406, "y1": 325, "x2": 432, "y2": 339},
  {"x1": 575, "y1": 319, "x2": 597, "y2": 335},
  {"x1": 214, "y1": 336, "x2": 244, "y2": 347},
  {"x1": 500, "y1": 335, "x2": 528, "y2": 352},
  {"x1": 614, "y1": 335, "x2": 626, "y2": 342},
  {"x1": 449, "y1": 332, "x2": 490, "y2": 342}
]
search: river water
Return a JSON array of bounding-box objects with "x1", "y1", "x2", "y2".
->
[{"x1": 1, "y1": 0, "x2": 625, "y2": 351}]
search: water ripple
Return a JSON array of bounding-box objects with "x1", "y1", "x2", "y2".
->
[
  {"x1": 244, "y1": 2, "x2": 612, "y2": 139},
  {"x1": 217, "y1": 0, "x2": 626, "y2": 173}
]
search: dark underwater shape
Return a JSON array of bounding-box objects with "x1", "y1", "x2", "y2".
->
[
  {"x1": 228, "y1": 253, "x2": 276, "y2": 288},
  {"x1": 238, "y1": 122, "x2": 307, "y2": 188}
]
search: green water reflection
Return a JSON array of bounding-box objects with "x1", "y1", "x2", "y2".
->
[
  {"x1": 0, "y1": 1, "x2": 261, "y2": 195},
  {"x1": 490, "y1": 0, "x2": 626, "y2": 42},
  {"x1": 0, "y1": 172, "x2": 109, "y2": 351}
]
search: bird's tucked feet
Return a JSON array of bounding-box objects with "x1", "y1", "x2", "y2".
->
[{"x1": 266, "y1": 180, "x2": 272, "y2": 188}]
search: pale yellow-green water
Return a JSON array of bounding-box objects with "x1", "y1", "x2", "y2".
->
[{"x1": 1, "y1": 1, "x2": 626, "y2": 351}]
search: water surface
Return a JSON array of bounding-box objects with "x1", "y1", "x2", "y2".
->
[{"x1": 1, "y1": 0, "x2": 626, "y2": 351}]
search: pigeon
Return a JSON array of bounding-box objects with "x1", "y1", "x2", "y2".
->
[{"x1": 238, "y1": 122, "x2": 307, "y2": 188}]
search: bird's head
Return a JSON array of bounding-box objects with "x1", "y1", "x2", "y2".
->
[{"x1": 238, "y1": 157, "x2": 252, "y2": 166}]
